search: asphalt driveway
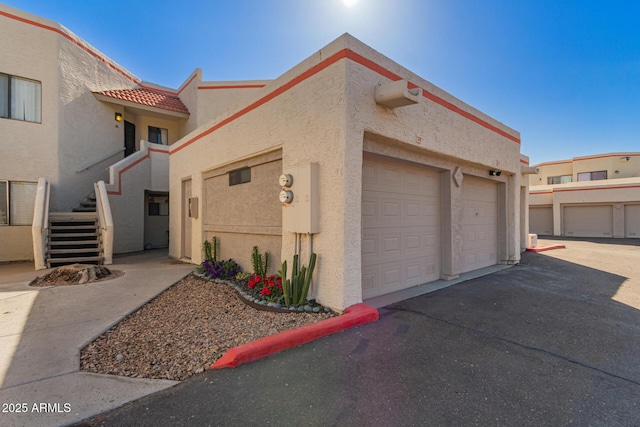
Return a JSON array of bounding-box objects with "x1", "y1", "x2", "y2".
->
[{"x1": 79, "y1": 238, "x2": 640, "y2": 426}]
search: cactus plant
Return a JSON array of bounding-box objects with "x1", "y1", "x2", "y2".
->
[
  {"x1": 203, "y1": 236, "x2": 219, "y2": 262},
  {"x1": 278, "y1": 252, "x2": 317, "y2": 307},
  {"x1": 251, "y1": 246, "x2": 270, "y2": 277}
]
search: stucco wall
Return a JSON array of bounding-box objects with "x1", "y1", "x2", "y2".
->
[
  {"x1": 1, "y1": 4, "x2": 137, "y2": 215},
  {"x1": 107, "y1": 143, "x2": 170, "y2": 253},
  {"x1": 54, "y1": 29, "x2": 137, "y2": 212},
  {"x1": 195, "y1": 81, "x2": 270, "y2": 132},
  {"x1": 201, "y1": 152, "x2": 282, "y2": 272},
  {"x1": 0, "y1": 6, "x2": 61, "y2": 186},
  {"x1": 170, "y1": 38, "x2": 350, "y2": 309},
  {"x1": 0, "y1": 226, "x2": 33, "y2": 262}
]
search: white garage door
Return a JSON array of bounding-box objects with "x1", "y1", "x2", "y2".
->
[
  {"x1": 462, "y1": 175, "x2": 498, "y2": 273},
  {"x1": 563, "y1": 205, "x2": 613, "y2": 237},
  {"x1": 625, "y1": 205, "x2": 640, "y2": 238},
  {"x1": 361, "y1": 156, "x2": 440, "y2": 299},
  {"x1": 530, "y1": 206, "x2": 553, "y2": 236}
]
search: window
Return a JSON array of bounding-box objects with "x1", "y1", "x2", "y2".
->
[
  {"x1": 577, "y1": 170, "x2": 607, "y2": 182},
  {"x1": 229, "y1": 167, "x2": 251, "y2": 186},
  {"x1": 547, "y1": 175, "x2": 573, "y2": 185},
  {"x1": 148, "y1": 195, "x2": 169, "y2": 216},
  {"x1": 148, "y1": 126, "x2": 168, "y2": 145},
  {"x1": 0, "y1": 73, "x2": 42, "y2": 123},
  {"x1": 0, "y1": 181, "x2": 37, "y2": 225}
]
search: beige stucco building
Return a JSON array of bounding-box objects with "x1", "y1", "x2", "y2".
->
[
  {"x1": 2, "y1": 5, "x2": 531, "y2": 311},
  {"x1": 169, "y1": 34, "x2": 531, "y2": 310},
  {"x1": 0, "y1": 4, "x2": 266, "y2": 264},
  {"x1": 529, "y1": 153, "x2": 640, "y2": 238}
]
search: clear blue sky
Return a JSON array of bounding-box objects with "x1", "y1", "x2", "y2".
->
[{"x1": 5, "y1": 0, "x2": 640, "y2": 165}]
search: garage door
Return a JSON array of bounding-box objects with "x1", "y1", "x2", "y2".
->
[
  {"x1": 625, "y1": 205, "x2": 640, "y2": 238},
  {"x1": 530, "y1": 206, "x2": 553, "y2": 235},
  {"x1": 461, "y1": 175, "x2": 498, "y2": 273},
  {"x1": 563, "y1": 205, "x2": 612, "y2": 237},
  {"x1": 361, "y1": 156, "x2": 440, "y2": 299}
]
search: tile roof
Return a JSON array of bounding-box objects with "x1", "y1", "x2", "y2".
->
[{"x1": 98, "y1": 88, "x2": 189, "y2": 115}]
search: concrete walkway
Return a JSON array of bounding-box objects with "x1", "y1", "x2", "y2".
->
[{"x1": 0, "y1": 250, "x2": 194, "y2": 427}]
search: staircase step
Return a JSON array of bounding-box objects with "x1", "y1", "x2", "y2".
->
[
  {"x1": 50, "y1": 225, "x2": 97, "y2": 231},
  {"x1": 49, "y1": 212, "x2": 97, "y2": 221},
  {"x1": 71, "y1": 207, "x2": 97, "y2": 212},
  {"x1": 47, "y1": 256, "x2": 103, "y2": 266},
  {"x1": 50, "y1": 232, "x2": 99, "y2": 238},
  {"x1": 49, "y1": 240, "x2": 100, "y2": 246},
  {"x1": 48, "y1": 248, "x2": 101, "y2": 255}
]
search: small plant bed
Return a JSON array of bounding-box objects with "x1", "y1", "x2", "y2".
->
[
  {"x1": 80, "y1": 274, "x2": 337, "y2": 381},
  {"x1": 195, "y1": 240, "x2": 333, "y2": 314}
]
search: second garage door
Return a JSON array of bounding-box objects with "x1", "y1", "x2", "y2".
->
[
  {"x1": 563, "y1": 205, "x2": 613, "y2": 237},
  {"x1": 625, "y1": 204, "x2": 640, "y2": 238},
  {"x1": 361, "y1": 155, "x2": 440, "y2": 299},
  {"x1": 530, "y1": 206, "x2": 553, "y2": 236},
  {"x1": 461, "y1": 175, "x2": 498, "y2": 273}
]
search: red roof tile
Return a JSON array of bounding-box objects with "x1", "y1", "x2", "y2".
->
[{"x1": 98, "y1": 88, "x2": 189, "y2": 115}]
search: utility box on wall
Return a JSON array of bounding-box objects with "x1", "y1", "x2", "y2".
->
[{"x1": 282, "y1": 163, "x2": 319, "y2": 233}]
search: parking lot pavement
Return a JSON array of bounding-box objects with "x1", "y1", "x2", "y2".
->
[{"x1": 78, "y1": 238, "x2": 640, "y2": 426}]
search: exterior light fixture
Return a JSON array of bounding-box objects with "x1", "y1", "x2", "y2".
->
[
  {"x1": 115, "y1": 112, "x2": 123, "y2": 122},
  {"x1": 489, "y1": 170, "x2": 502, "y2": 176}
]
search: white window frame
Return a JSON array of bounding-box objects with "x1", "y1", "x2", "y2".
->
[
  {"x1": 0, "y1": 73, "x2": 42, "y2": 123},
  {"x1": 0, "y1": 180, "x2": 37, "y2": 226}
]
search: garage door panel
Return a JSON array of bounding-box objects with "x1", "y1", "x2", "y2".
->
[
  {"x1": 625, "y1": 205, "x2": 640, "y2": 238},
  {"x1": 362, "y1": 156, "x2": 441, "y2": 299},
  {"x1": 564, "y1": 205, "x2": 612, "y2": 237},
  {"x1": 462, "y1": 175, "x2": 498, "y2": 273},
  {"x1": 530, "y1": 206, "x2": 553, "y2": 235}
]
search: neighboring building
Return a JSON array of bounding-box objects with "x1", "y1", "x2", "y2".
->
[
  {"x1": 0, "y1": 4, "x2": 267, "y2": 263},
  {"x1": 529, "y1": 153, "x2": 640, "y2": 238},
  {"x1": 169, "y1": 34, "x2": 530, "y2": 310}
]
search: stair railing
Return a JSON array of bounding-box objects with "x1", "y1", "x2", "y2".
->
[
  {"x1": 76, "y1": 147, "x2": 125, "y2": 173},
  {"x1": 94, "y1": 180, "x2": 114, "y2": 265},
  {"x1": 31, "y1": 177, "x2": 50, "y2": 270}
]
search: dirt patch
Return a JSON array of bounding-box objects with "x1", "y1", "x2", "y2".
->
[{"x1": 29, "y1": 264, "x2": 124, "y2": 287}]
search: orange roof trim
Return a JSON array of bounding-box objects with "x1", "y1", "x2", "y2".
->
[{"x1": 98, "y1": 88, "x2": 189, "y2": 114}]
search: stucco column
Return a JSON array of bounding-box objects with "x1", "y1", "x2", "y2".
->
[
  {"x1": 553, "y1": 198, "x2": 562, "y2": 236},
  {"x1": 441, "y1": 169, "x2": 462, "y2": 279}
]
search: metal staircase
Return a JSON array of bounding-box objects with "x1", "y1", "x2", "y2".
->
[{"x1": 46, "y1": 212, "x2": 103, "y2": 267}]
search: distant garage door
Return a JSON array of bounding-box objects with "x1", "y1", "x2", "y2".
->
[
  {"x1": 461, "y1": 175, "x2": 498, "y2": 273},
  {"x1": 563, "y1": 205, "x2": 613, "y2": 237},
  {"x1": 530, "y1": 206, "x2": 553, "y2": 235},
  {"x1": 361, "y1": 155, "x2": 440, "y2": 299},
  {"x1": 625, "y1": 205, "x2": 640, "y2": 238}
]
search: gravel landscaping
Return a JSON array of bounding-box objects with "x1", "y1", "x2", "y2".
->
[{"x1": 80, "y1": 274, "x2": 337, "y2": 381}]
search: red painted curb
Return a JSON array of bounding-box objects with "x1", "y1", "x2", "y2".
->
[
  {"x1": 211, "y1": 303, "x2": 379, "y2": 369},
  {"x1": 526, "y1": 244, "x2": 566, "y2": 252}
]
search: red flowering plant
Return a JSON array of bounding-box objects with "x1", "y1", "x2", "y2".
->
[{"x1": 247, "y1": 274, "x2": 283, "y2": 304}]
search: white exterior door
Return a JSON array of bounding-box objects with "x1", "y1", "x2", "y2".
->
[
  {"x1": 461, "y1": 175, "x2": 498, "y2": 273},
  {"x1": 361, "y1": 156, "x2": 440, "y2": 299},
  {"x1": 625, "y1": 204, "x2": 640, "y2": 238},
  {"x1": 563, "y1": 205, "x2": 613, "y2": 237},
  {"x1": 530, "y1": 206, "x2": 553, "y2": 236}
]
